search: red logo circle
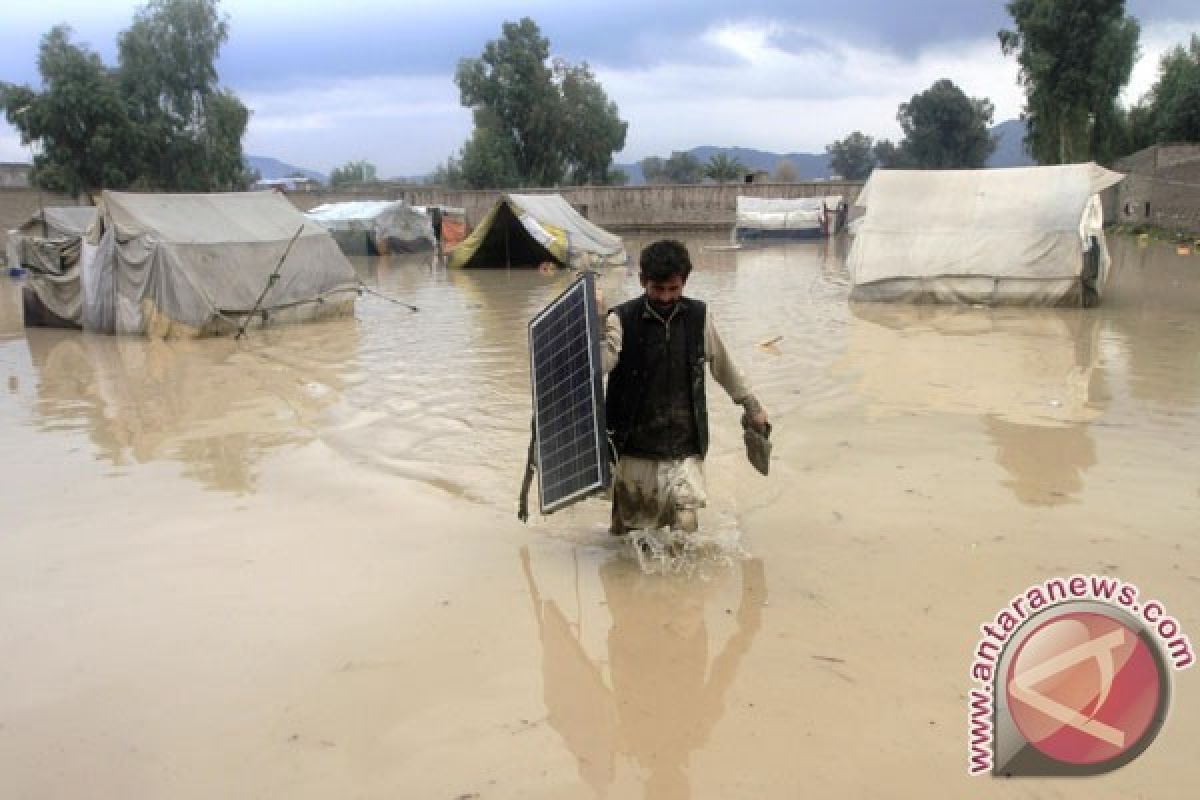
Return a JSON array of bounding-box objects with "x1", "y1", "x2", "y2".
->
[{"x1": 1005, "y1": 611, "x2": 1162, "y2": 765}]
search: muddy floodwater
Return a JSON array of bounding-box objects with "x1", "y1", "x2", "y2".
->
[{"x1": 2, "y1": 233, "x2": 1198, "y2": 798}]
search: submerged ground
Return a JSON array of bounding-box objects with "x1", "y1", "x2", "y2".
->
[{"x1": 1, "y1": 233, "x2": 1198, "y2": 798}]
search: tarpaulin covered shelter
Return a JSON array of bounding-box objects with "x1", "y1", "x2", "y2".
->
[
  {"x1": 848, "y1": 163, "x2": 1124, "y2": 306},
  {"x1": 448, "y1": 193, "x2": 625, "y2": 269},
  {"x1": 732, "y1": 196, "x2": 844, "y2": 243},
  {"x1": 6, "y1": 206, "x2": 97, "y2": 275},
  {"x1": 23, "y1": 190, "x2": 359, "y2": 337},
  {"x1": 413, "y1": 204, "x2": 468, "y2": 249},
  {"x1": 305, "y1": 200, "x2": 435, "y2": 255}
]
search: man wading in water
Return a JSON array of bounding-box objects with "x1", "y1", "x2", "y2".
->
[{"x1": 600, "y1": 239, "x2": 769, "y2": 537}]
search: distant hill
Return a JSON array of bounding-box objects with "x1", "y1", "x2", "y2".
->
[
  {"x1": 988, "y1": 118, "x2": 1035, "y2": 168},
  {"x1": 614, "y1": 119, "x2": 1034, "y2": 184},
  {"x1": 245, "y1": 155, "x2": 327, "y2": 184}
]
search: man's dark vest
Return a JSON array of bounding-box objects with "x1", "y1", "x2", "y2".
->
[{"x1": 605, "y1": 296, "x2": 708, "y2": 459}]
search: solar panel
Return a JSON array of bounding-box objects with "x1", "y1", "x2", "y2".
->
[{"x1": 528, "y1": 271, "x2": 611, "y2": 514}]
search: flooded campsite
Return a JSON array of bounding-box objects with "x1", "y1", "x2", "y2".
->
[{"x1": 1, "y1": 232, "x2": 1199, "y2": 798}]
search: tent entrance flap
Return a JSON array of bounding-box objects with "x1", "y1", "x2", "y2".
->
[{"x1": 464, "y1": 202, "x2": 561, "y2": 269}]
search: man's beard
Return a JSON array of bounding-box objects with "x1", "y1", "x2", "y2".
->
[{"x1": 648, "y1": 298, "x2": 677, "y2": 316}]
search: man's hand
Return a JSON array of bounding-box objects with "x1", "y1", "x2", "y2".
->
[
  {"x1": 594, "y1": 284, "x2": 605, "y2": 314},
  {"x1": 742, "y1": 395, "x2": 768, "y2": 433}
]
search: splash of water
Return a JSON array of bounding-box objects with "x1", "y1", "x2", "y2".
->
[{"x1": 624, "y1": 522, "x2": 749, "y2": 579}]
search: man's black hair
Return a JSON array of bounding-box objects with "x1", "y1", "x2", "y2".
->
[{"x1": 639, "y1": 239, "x2": 692, "y2": 283}]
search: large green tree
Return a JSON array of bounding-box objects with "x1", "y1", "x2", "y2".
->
[
  {"x1": 118, "y1": 0, "x2": 250, "y2": 190},
  {"x1": 872, "y1": 139, "x2": 912, "y2": 169},
  {"x1": 0, "y1": 26, "x2": 135, "y2": 196},
  {"x1": 454, "y1": 18, "x2": 627, "y2": 188},
  {"x1": 557, "y1": 60, "x2": 628, "y2": 185},
  {"x1": 0, "y1": 0, "x2": 249, "y2": 194},
  {"x1": 999, "y1": 0, "x2": 1139, "y2": 164},
  {"x1": 1143, "y1": 35, "x2": 1200, "y2": 144},
  {"x1": 893, "y1": 79, "x2": 996, "y2": 168},
  {"x1": 826, "y1": 131, "x2": 877, "y2": 179}
]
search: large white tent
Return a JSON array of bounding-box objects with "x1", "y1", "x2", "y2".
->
[
  {"x1": 24, "y1": 191, "x2": 359, "y2": 337},
  {"x1": 848, "y1": 163, "x2": 1124, "y2": 306}
]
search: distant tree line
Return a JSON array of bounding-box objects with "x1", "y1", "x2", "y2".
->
[
  {"x1": 330, "y1": 160, "x2": 377, "y2": 187},
  {"x1": 0, "y1": 0, "x2": 251, "y2": 197},
  {"x1": 638, "y1": 151, "x2": 796, "y2": 185}
]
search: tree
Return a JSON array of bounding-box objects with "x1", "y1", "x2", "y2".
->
[
  {"x1": 640, "y1": 156, "x2": 666, "y2": 184},
  {"x1": 428, "y1": 156, "x2": 465, "y2": 188},
  {"x1": 118, "y1": 0, "x2": 249, "y2": 190},
  {"x1": 557, "y1": 60, "x2": 628, "y2": 185},
  {"x1": 663, "y1": 150, "x2": 704, "y2": 184},
  {"x1": 1142, "y1": 35, "x2": 1200, "y2": 143},
  {"x1": 1, "y1": 1, "x2": 248, "y2": 193},
  {"x1": 606, "y1": 168, "x2": 630, "y2": 186},
  {"x1": 872, "y1": 139, "x2": 912, "y2": 169},
  {"x1": 454, "y1": 18, "x2": 627, "y2": 189},
  {"x1": 826, "y1": 131, "x2": 877, "y2": 179},
  {"x1": 773, "y1": 159, "x2": 799, "y2": 182},
  {"x1": 330, "y1": 160, "x2": 378, "y2": 186},
  {"x1": 704, "y1": 152, "x2": 745, "y2": 183},
  {"x1": 0, "y1": 26, "x2": 135, "y2": 196},
  {"x1": 999, "y1": 0, "x2": 1140, "y2": 164},
  {"x1": 893, "y1": 79, "x2": 996, "y2": 168}
]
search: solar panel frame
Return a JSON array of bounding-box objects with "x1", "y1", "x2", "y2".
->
[{"x1": 528, "y1": 271, "x2": 611, "y2": 514}]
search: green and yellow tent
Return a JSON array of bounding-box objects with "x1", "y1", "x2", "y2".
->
[{"x1": 448, "y1": 193, "x2": 626, "y2": 269}]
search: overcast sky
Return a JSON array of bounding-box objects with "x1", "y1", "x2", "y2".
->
[{"x1": 1, "y1": 0, "x2": 1197, "y2": 178}]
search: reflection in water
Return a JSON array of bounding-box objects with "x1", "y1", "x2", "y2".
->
[
  {"x1": 1104, "y1": 236, "x2": 1200, "y2": 412},
  {"x1": 844, "y1": 303, "x2": 1105, "y2": 426},
  {"x1": 843, "y1": 303, "x2": 1105, "y2": 504},
  {"x1": 521, "y1": 547, "x2": 764, "y2": 799},
  {"x1": 0, "y1": 277, "x2": 24, "y2": 339},
  {"x1": 23, "y1": 323, "x2": 354, "y2": 493},
  {"x1": 985, "y1": 418, "x2": 1097, "y2": 506}
]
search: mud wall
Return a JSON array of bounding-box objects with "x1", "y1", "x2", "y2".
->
[
  {"x1": 1115, "y1": 144, "x2": 1200, "y2": 235},
  {"x1": 286, "y1": 181, "x2": 865, "y2": 231}
]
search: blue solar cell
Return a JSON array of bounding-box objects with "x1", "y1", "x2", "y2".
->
[{"x1": 528, "y1": 272, "x2": 611, "y2": 513}]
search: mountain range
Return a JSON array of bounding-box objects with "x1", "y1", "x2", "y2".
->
[
  {"x1": 247, "y1": 118, "x2": 1033, "y2": 186},
  {"x1": 245, "y1": 155, "x2": 327, "y2": 184},
  {"x1": 613, "y1": 119, "x2": 1033, "y2": 184}
]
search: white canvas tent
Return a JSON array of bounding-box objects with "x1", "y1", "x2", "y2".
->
[
  {"x1": 305, "y1": 200, "x2": 435, "y2": 255},
  {"x1": 732, "y1": 196, "x2": 844, "y2": 243},
  {"x1": 448, "y1": 193, "x2": 625, "y2": 269},
  {"x1": 23, "y1": 191, "x2": 359, "y2": 337},
  {"x1": 848, "y1": 163, "x2": 1124, "y2": 306}
]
